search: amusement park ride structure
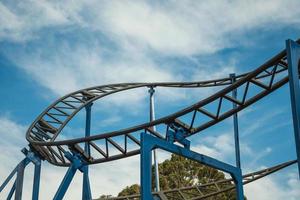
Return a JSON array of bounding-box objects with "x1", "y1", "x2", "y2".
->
[{"x1": 1, "y1": 39, "x2": 300, "y2": 200}]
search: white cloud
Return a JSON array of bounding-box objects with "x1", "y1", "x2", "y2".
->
[
  {"x1": 0, "y1": 0, "x2": 72, "y2": 42},
  {"x1": 2, "y1": 0, "x2": 299, "y2": 110},
  {"x1": 192, "y1": 132, "x2": 253, "y2": 165},
  {"x1": 1, "y1": 0, "x2": 300, "y2": 51},
  {"x1": 92, "y1": 0, "x2": 300, "y2": 56},
  {"x1": 244, "y1": 172, "x2": 300, "y2": 200}
]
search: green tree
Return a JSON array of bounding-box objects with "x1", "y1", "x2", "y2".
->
[{"x1": 118, "y1": 184, "x2": 140, "y2": 197}]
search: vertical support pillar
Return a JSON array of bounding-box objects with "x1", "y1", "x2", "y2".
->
[
  {"x1": 32, "y1": 160, "x2": 41, "y2": 200},
  {"x1": 148, "y1": 86, "x2": 160, "y2": 192},
  {"x1": 230, "y1": 73, "x2": 241, "y2": 169},
  {"x1": 140, "y1": 132, "x2": 154, "y2": 200},
  {"x1": 286, "y1": 39, "x2": 300, "y2": 178},
  {"x1": 232, "y1": 171, "x2": 244, "y2": 200},
  {"x1": 54, "y1": 154, "x2": 83, "y2": 200},
  {"x1": 82, "y1": 103, "x2": 93, "y2": 200}
]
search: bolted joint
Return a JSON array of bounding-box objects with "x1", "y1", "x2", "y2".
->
[
  {"x1": 166, "y1": 129, "x2": 190, "y2": 149},
  {"x1": 21, "y1": 147, "x2": 41, "y2": 165},
  {"x1": 229, "y1": 73, "x2": 236, "y2": 81},
  {"x1": 64, "y1": 152, "x2": 86, "y2": 172},
  {"x1": 148, "y1": 86, "x2": 156, "y2": 95}
]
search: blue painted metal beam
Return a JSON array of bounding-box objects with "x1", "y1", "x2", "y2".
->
[
  {"x1": 53, "y1": 153, "x2": 84, "y2": 200},
  {"x1": 1, "y1": 148, "x2": 42, "y2": 200},
  {"x1": 32, "y1": 160, "x2": 41, "y2": 200},
  {"x1": 15, "y1": 158, "x2": 28, "y2": 200},
  {"x1": 230, "y1": 73, "x2": 241, "y2": 169},
  {"x1": 286, "y1": 39, "x2": 300, "y2": 178},
  {"x1": 0, "y1": 161, "x2": 22, "y2": 193},
  {"x1": 140, "y1": 132, "x2": 244, "y2": 200},
  {"x1": 148, "y1": 86, "x2": 160, "y2": 192},
  {"x1": 6, "y1": 181, "x2": 15, "y2": 200},
  {"x1": 21, "y1": 148, "x2": 43, "y2": 200},
  {"x1": 82, "y1": 103, "x2": 93, "y2": 200}
]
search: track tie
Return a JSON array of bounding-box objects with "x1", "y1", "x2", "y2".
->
[
  {"x1": 250, "y1": 78, "x2": 270, "y2": 90},
  {"x1": 106, "y1": 138, "x2": 126, "y2": 154},
  {"x1": 197, "y1": 108, "x2": 217, "y2": 119}
]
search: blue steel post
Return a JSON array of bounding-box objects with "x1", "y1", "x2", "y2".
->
[
  {"x1": 32, "y1": 159, "x2": 41, "y2": 200},
  {"x1": 21, "y1": 148, "x2": 42, "y2": 200},
  {"x1": 82, "y1": 103, "x2": 93, "y2": 200},
  {"x1": 53, "y1": 153, "x2": 83, "y2": 200},
  {"x1": 140, "y1": 132, "x2": 244, "y2": 200},
  {"x1": 140, "y1": 132, "x2": 154, "y2": 200},
  {"x1": 230, "y1": 73, "x2": 241, "y2": 169},
  {"x1": 148, "y1": 86, "x2": 160, "y2": 192},
  {"x1": 286, "y1": 39, "x2": 300, "y2": 178}
]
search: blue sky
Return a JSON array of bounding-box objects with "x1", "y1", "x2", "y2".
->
[{"x1": 0, "y1": 1, "x2": 300, "y2": 199}]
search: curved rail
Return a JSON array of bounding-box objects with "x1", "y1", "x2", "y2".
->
[
  {"x1": 26, "y1": 40, "x2": 299, "y2": 166},
  {"x1": 103, "y1": 159, "x2": 297, "y2": 200}
]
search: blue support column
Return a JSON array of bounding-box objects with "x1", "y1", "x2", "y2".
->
[
  {"x1": 148, "y1": 86, "x2": 160, "y2": 192},
  {"x1": 53, "y1": 153, "x2": 84, "y2": 200},
  {"x1": 140, "y1": 132, "x2": 244, "y2": 200},
  {"x1": 140, "y1": 131, "x2": 153, "y2": 200},
  {"x1": 21, "y1": 148, "x2": 42, "y2": 200},
  {"x1": 286, "y1": 39, "x2": 300, "y2": 178},
  {"x1": 230, "y1": 73, "x2": 241, "y2": 169},
  {"x1": 32, "y1": 160, "x2": 41, "y2": 200},
  {"x1": 82, "y1": 103, "x2": 92, "y2": 200}
]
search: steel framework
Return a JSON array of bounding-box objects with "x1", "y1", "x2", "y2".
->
[{"x1": 0, "y1": 39, "x2": 300, "y2": 200}]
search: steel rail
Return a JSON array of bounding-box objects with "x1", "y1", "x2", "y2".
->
[{"x1": 26, "y1": 40, "x2": 300, "y2": 166}]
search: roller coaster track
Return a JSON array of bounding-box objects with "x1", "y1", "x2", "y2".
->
[
  {"x1": 102, "y1": 159, "x2": 297, "y2": 200},
  {"x1": 25, "y1": 40, "x2": 299, "y2": 167}
]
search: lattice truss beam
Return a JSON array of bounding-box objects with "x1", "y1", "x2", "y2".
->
[{"x1": 26, "y1": 46, "x2": 293, "y2": 167}]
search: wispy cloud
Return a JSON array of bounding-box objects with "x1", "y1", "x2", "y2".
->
[{"x1": 244, "y1": 170, "x2": 300, "y2": 200}]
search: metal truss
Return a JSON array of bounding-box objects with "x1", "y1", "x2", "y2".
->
[
  {"x1": 26, "y1": 40, "x2": 296, "y2": 167},
  {"x1": 103, "y1": 159, "x2": 296, "y2": 200}
]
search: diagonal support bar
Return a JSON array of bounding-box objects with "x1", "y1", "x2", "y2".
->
[
  {"x1": 15, "y1": 158, "x2": 29, "y2": 200},
  {"x1": 53, "y1": 153, "x2": 85, "y2": 200},
  {"x1": 286, "y1": 39, "x2": 300, "y2": 178},
  {"x1": 0, "y1": 161, "x2": 22, "y2": 193},
  {"x1": 7, "y1": 181, "x2": 16, "y2": 200},
  {"x1": 140, "y1": 132, "x2": 244, "y2": 200}
]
